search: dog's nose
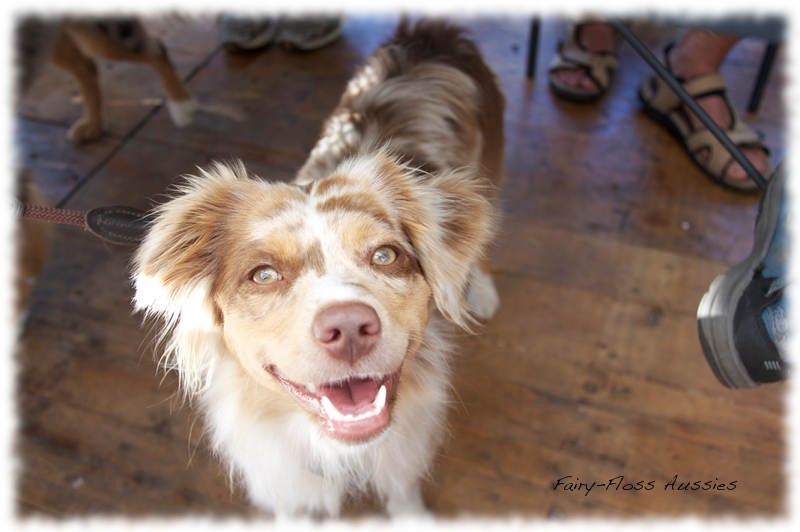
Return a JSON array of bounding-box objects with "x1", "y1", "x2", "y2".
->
[{"x1": 313, "y1": 303, "x2": 381, "y2": 364}]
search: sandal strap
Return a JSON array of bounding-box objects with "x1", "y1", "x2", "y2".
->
[
  {"x1": 681, "y1": 72, "x2": 728, "y2": 97},
  {"x1": 685, "y1": 123, "x2": 769, "y2": 179},
  {"x1": 549, "y1": 38, "x2": 618, "y2": 89},
  {"x1": 645, "y1": 72, "x2": 728, "y2": 117}
]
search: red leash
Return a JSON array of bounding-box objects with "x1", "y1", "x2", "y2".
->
[
  {"x1": 16, "y1": 201, "x2": 149, "y2": 245},
  {"x1": 19, "y1": 203, "x2": 87, "y2": 227}
]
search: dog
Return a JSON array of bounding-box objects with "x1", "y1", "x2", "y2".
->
[
  {"x1": 17, "y1": 17, "x2": 195, "y2": 144},
  {"x1": 132, "y1": 20, "x2": 504, "y2": 518}
]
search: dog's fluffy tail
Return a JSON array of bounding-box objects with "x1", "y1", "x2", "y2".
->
[{"x1": 387, "y1": 18, "x2": 480, "y2": 68}]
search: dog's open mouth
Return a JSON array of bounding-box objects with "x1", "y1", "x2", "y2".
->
[{"x1": 268, "y1": 366, "x2": 401, "y2": 443}]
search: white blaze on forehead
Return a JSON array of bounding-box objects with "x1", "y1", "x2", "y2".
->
[
  {"x1": 245, "y1": 195, "x2": 310, "y2": 245},
  {"x1": 240, "y1": 191, "x2": 355, "y2": 281},
  {"x1": 241, "y1": 176, "x2": 408, "y2": 303},
  {"x1": 303, "y1": 273, "x2": 367, "y2": 307},
  {"x1": 302, "y1": 201, "x2": 364, "y2": 302}
]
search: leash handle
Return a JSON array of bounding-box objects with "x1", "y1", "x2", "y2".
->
[{"x1": 17, "y1": 201, "x2": 149, "y2": 245}]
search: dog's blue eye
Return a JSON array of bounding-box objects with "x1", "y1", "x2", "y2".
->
[
  {"x1": 371, "y1": 247, "x2": 397, "y2": 266},
  {"x1": 252, "y1": 267, "x2": 282, "y2": 285}
]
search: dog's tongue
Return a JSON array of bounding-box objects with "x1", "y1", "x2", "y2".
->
[
  {"x1": 318, "y1": 377, "x2": 391, "y2": 442},
  {"x1": 319, "y1": 377, "x2": 379, "y2": 414}
]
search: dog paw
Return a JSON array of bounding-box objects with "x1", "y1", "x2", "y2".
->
[
  {"x1": 167, "y1": 97, "x2": 197, "y2": 127},
  {"x1": 466, "y1": 268, "x2": 499, "y2": 321},
  {"x1": 67, "y1": 118, "x2": 103, "y2": 144}
]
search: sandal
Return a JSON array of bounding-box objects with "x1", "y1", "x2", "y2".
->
[
  {"x1": 548, "y1": 22, "x2": 619, "y2": 102},
  {"x1": 638, "y1": 46, "x2": 772, "y2": 192}
]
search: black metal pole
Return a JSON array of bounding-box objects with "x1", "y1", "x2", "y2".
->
[
  {"x1": 747, "y1": 42, "x2": 778, "y2": 114},
  {"x1": 526, "y1": 17, "x2": 541, "y2": 79}
]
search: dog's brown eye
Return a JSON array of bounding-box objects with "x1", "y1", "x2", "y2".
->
[
  {"x1": 371, "y1": 247, "x2": 397, "y2": 266},
  {"x1": 252, "y1": 266, "x2": 282, "y2": 285}
]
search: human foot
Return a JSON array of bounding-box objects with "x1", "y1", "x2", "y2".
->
[
  {"x1": 638, "y1": 45, "x2": 772, "y2": 191},
  {"x1": 548, "y1": 22, "x2": 618, "y2": 101},
  {"x1": 681, "y1": 92, "x2": 770, "y2": 183},
  {"x1": 669, "y1": 48, "x2": 771, "y2": 185}
]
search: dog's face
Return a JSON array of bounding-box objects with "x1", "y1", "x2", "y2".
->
[
  {"x1": 214, "y1": 159, "x2": 434, "y2": 443},
  {"x1": 133, "y1": 151, "x2": 494, "y2": 443}
]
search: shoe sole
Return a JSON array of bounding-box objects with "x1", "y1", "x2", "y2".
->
[
  {"x1": 277, "y1": 22, "x2": 342, "y2": 52},
  {"x1": 221, "y1": 20, "x2": 280, "y2": 52},
  {"x1": 696, "y1": 165, "x2": 785, "y2": 388},
  {"x1": 548, "y1": 79, "x2": 607, "y2": 103}
]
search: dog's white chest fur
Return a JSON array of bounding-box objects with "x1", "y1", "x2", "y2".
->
[{"x1": 201, "y1": 324, "x2": 452, "y2": 517}]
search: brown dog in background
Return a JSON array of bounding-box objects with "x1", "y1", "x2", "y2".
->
[{"x1": 17, "y1": 18, "x2": 195, "y2": 143}]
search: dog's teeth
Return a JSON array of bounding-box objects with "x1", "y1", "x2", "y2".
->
[
  {"x1": 372, "y1": 385, "x2": 387, "y2": 410},
  {"x1": 320, "y1": 385, "x2": 387, "y2": 423},
  {"x1": 305, "y1": 383, "x2": 316, "y2": 394},
  {"x1": 321, "y1": 396, "x2": 343, "y2": 420}
]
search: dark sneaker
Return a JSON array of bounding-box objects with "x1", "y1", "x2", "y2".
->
[
  {"x1": 220, "y1": 15, "x2": 280, "y2": 52},
  {"x1": 276, "y1": 16, "x2": 343, "y2": 52},
  {"x1": 697, "y1": 164, "x2": 790, "y2": 388}
]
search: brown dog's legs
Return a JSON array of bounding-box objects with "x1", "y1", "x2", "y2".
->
[
  {"x1": 69, "y1": 24, "x2": 193, "y2": 102},
  {"x1": 50, "y1": 29, "x2": 103, "y2": 143},
  {"x1": 143, "y1": 42, "x2": 196, "y2": 127},
  {"x1": 53, "y1": 21, "x2": 195, "y2": 143}
]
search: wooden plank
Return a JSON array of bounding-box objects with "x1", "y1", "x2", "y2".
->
[{"x1": 18, "y1": 399, "x2": 252, "y2": 517}]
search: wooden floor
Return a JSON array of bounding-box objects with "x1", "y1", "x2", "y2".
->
[{"x1": 13, "y1": 14, "x2": 788, "y2": 521}]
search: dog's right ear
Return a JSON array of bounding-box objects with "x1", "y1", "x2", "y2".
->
[
  {"x1": 341, "y1": 150, "x2": 498, "y2": 329},
  {"x1": 393, "y1": 165, "x2": 497, "y2": 330},
  {"x1": 132, "y1": 162, "x2": 248, "y2": 396}
]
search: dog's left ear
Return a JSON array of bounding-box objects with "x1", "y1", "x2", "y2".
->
[
  {"x1": 383, "y1": 160, "x2": 497, "y2": 329},
  {"x1": 131, "y1": 162, "x2": 247, "y2": 396}
]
